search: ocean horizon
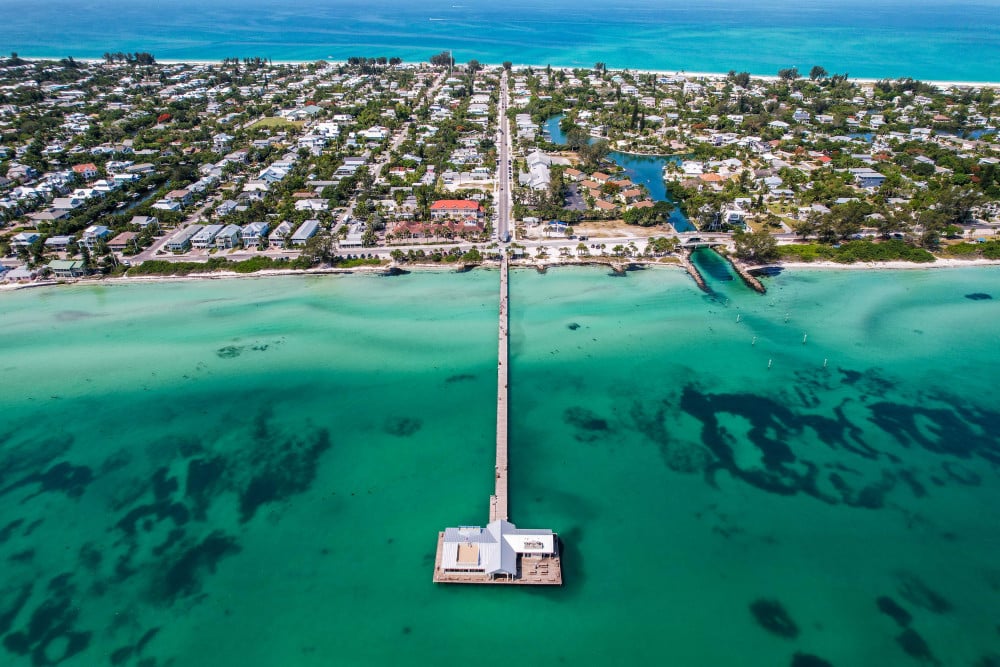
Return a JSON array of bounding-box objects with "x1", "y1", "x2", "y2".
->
[{"x1": 5, "y1": 0, "x2": 1000, "y2": 82}]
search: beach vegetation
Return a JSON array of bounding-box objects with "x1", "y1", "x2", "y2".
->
[
  {"x1": 734, "y1": 228, "x2": 779, "y2": 263},
  {"x1": 777, "y1": 240, "x2": 934, "y2": 263}
]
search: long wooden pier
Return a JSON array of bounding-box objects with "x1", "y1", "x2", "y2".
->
[{"x1": 490, "y1": 253, "x2": 510, "y2": 522}]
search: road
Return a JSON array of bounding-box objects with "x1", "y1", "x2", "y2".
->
[{"x1": 495, "y1": 70, "x2": 513, "y2": 243}]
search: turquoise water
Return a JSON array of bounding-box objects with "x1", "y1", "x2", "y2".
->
[
  {"x1": 1, "y1": 266, "x2": 999, "y2": 666},
  {"x1": 5, "y1": 0, "x2": 1000, "y2": 81},
  {"x1": 543, "y1": 115, "x2": 694, "y2": 231}
]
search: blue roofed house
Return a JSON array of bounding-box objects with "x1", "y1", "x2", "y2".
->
[
  {"x1": 290, "y1": 219, "x2": 320, "y2": 246},
  {"x1": 214, "y1": 224, "x2": 242, "y2": 249},
  {"x1": 850, "y1": 167, "x2": 886, "y2": 189},
  {"x1": 79, "y1": 225, "x2": 111, "y2": 249}
]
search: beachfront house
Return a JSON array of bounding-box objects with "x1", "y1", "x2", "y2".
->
[
  {"x1": 241, "y1": 222, "x2": 270, "y2": 248},
  {"x1": 214, "y1": 224, "x2": 242, "y2": 249},
  {"x1": 47, "y1": 259, "x2": 86, "y2": 278},
  {"x1": 268, "y1": 221, "x2": 293, "y2": 248},
  {"x1": 290, "y1": 219, "x2": 320, "y2": 246},
  {"x1": 165, "y1": 225, "x2": 203, "y2": 252},
  {"x1": 191, "y1": 224, "x2": 224, "y2": 249}
]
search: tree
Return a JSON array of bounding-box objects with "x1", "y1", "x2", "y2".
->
[
  {"x1": 809, "y1": 65, "x2": 828, "y2": 81},
  {"x1": 467, "y1": 59, "x2": 482, "y2": 75},
  {"x1": 727, "y1": 70, "x2": 751, "y2": 88},
  {"x1": 777, "y1": 67, "x2": 800, "y2": 81},
  {"x1": 429, "y1": 51, "x2": 453, "y2": 68},
  {"x1": 594, "y1": 62, "x2": 606, "y2": 73},
  {"x1": 734, "y1": 228, "x2": 779, "y2": 263},
  {"x1": 502, "y1": 61, "x2": 512, "y2": 71}
]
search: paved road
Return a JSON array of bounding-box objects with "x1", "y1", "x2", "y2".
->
[{"x1": 495, "y1": 70, "x2": 513, "y2": 243}]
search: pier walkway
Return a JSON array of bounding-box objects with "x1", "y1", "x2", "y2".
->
[{"x1": 490, "y1": 253, "x2": 509, "y2": 522}]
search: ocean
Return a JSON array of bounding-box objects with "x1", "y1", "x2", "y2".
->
[
  {"x1": 1, "y1": 264, "x2": 999, "y2": 666},
  {"x1": 4, "y1": 0, "x2": 1000, "y2": 81}
]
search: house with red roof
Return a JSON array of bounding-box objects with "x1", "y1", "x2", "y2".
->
[
  {"x1": 430, "y1": 199, "x2": 482, "y2": 219},
  {"x1": 72, "y1": 163, "x2": 99, "y2": 181}
]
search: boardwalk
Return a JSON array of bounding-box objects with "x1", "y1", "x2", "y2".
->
[{"x1": 490, "y1": 252, "x2": 509, "y2": 522}]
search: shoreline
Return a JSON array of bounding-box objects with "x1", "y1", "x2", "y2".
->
[
  {"x1": 13, "y1": 56, "x2": 1000, "y2": 89},
  {"x1": 5, "y1": 255, "x2": 1000, "y2": 292}
]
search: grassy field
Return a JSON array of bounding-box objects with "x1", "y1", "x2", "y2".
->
[{"x1": 250, "y1": 117, "x2": 305, "y2": 131}]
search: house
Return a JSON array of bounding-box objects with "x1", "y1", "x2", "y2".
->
[
  {"x1": 79, "y1": 225, "x2": 112, "y2": 249},
  {"x1": 215, "y1": 200, "x2": 239, "y2": 218},
  {"x1": 241, "y1": 221, "x2": 269, "y2": 247},
  {"x1": 11, "y1": 231, "x2": 41, "y2": 248},
  {"x1": 72, "y1": 163, "x2": 99, "y2": 180},
  {"x1": 107, "y1": 232, "x2": 139, "y2": 252},
  {"x1": 130, "y1": 215, "x2": 159, "y2": 231},
  {"x1": 47, "y1": 259, "x2": 86, "y2": 278},
  {"x1": 294, "y1": 198, "x2": 329, "y2": 212},
  {"x1": 850, "y1": 167, "x2": 886, "y2": 189},
  {"x1": 290, "y1": 219, "x2": 320, "y2": 246},
  {"x1": 165, "y1": 189, "x2": 192, "y2": 206},
  {"x1": 44, "y1": 235, "x2": 74, "y2": 251},
  {"x1": 165, "y1": 225, "x2": 203, "y2": 252},
  {"x1": 430, "y1": 200, "x2": 482, "y2": 219},
  {"x1": 191, "y1": 224, "x2": 224, "y2": 249},
  {"x1": 268, "y1": 221, "x2": 293, "y2": 248},
  {"x1": 214, "y1": 224, "x2": 242, "y2": 249},
  {"x1": 151, "y1": 199, "x2": 182, "y2": 212}
]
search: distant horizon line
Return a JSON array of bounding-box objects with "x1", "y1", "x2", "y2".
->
[{"x1": 11, "y1": 54, "x2": 1000, "y2": 89}]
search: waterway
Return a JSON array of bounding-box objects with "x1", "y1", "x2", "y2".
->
[
  {"x1": 1, "y1": 266, "x2": 999, "y2": 666},
  {"x1": 542, "y1": 115, "x2": 695, "y2": 232}
]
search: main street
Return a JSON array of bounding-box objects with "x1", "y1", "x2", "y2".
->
[{"x1": 495, "y1": 70, "x2": 513, "y2": 243}]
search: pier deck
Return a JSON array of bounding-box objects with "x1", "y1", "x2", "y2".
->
[{"x1": 491, "y1": 253, "x2": 509, "y2": 523}]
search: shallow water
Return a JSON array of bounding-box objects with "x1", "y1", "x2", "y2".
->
[{"x1": 1, "y1": 266, "x2": 999, "y2": 666}]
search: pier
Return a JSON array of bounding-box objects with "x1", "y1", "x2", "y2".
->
[
  {"x1": 491, "y1": 252, "x2": 509, "y2": 523},
  {"x1": 432, "y1": 248, "x2": 562, "y2": 586}
]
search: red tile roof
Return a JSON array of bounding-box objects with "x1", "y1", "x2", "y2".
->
[{"x1": 430, "y1": 200, "x2": 480, "y2": 210}]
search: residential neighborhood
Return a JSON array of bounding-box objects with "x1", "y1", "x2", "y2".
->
[{"x1": 2, "y1": 54, "x2": 1000, "y2": 283}]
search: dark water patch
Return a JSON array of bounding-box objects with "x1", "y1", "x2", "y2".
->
[
  {"x1": 791, "y1": 653, "x2": 833, "y2": 667},
  {"x1": 155, "y1": 531, "x2": 240, "y2": 603},
  {"x1": 870, "y1": 401, "x2": 1000, "y2": 462},
  {"x1": 153, "y1": 528, "x2": 187, "y2": 557},
  {"x1": 444, "y1": 373, "x2": 476, "y2": 384},
  {"x1": 563, "y1": 407, "x2": 609, "y2": 432},
  {"x1": 965, "y1": 292, "x2": 992, "y2": 300},
  {"x1": 216, "y1": 345, "x2": 244, "y2": 359},
  {"x1": 23, "y1": 519, "x2": 43, "y2": 537},
  {"x1": 8, "y1": 549, "x2": 35, "y2": 564},
  {"x1": 749, "y1": 598, "x2": 799, "y2": 638},
  {"x1": 896, "y1": 571, "x2": 952, "y2": 614},
  {"x1": 0, "y1": 461, "x2": 94, "y2": 502},
  {"x1": 837, "y1": 367, "x2": 897, "y2": 400},
  {"x1": 116, "y1": 500, "x2": 190, "y2": 536},
  {"x1": 897, "y1": 469, "x2": 927, "y2": 498},
  {"x1": 78, "y1": 543, "x2": 102, "y2": 571},
  {"x1": 238, "y1": 427, "x2": 331, "y2": 523},
  {"x1": 941, "y1": 461, "x2": 981, "y2": 486},
  {"x1": 631, "y1": 400, "x2": 712, "y2": 473},
  {"x1": 975, "y1": 654, "x2": 1000, "y2": 667},
  {"x1": 566, "y1": 322, "x2": 580, "y2": 330},
  {"x1": 877, "y1": 595, "x2": 912, "y2": 627},
  {"x1": 0, "y1": 518, "x2": 25, "y2": 544},
  {"x1": 0, "y1": 583, "x2": 33, "y2": 635},
  {"x1": 151, "y1": 468, "x2": 178, "y2": 502},
  {"x1": 3, "y1": 632, "x2": 30, "y2": 655},
  {"x1": 829, "y1": 470, "x2": 895, "y2": 509},
  {"x1": 99, "y1": 450, "x2": 132, "y2": 476},
  {"x1": 896, "y1": 627, "x2": 938, "y2": 664},
  {"x1": 383, "y1": 417, "x2": 422, "y2": 437},
  {"x1": 185, "y1": 456, "x2": 227, "y2": 520},
  {"x1": 135, "y1": 627, "x2": 159, "y2": 653},
  {"x1": 110, "y1": 646, "x2": 133, "y2": 665},
  {"x1": 0, "y1": 436, "x2": 73, "y2": 487},
  {"x1": 401, "y1": 626, "x2": 412, "y2": 635}
]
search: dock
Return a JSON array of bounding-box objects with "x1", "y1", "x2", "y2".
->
[{"x1": 433, "y1": 251, "x2": 562, "y2": 586}]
